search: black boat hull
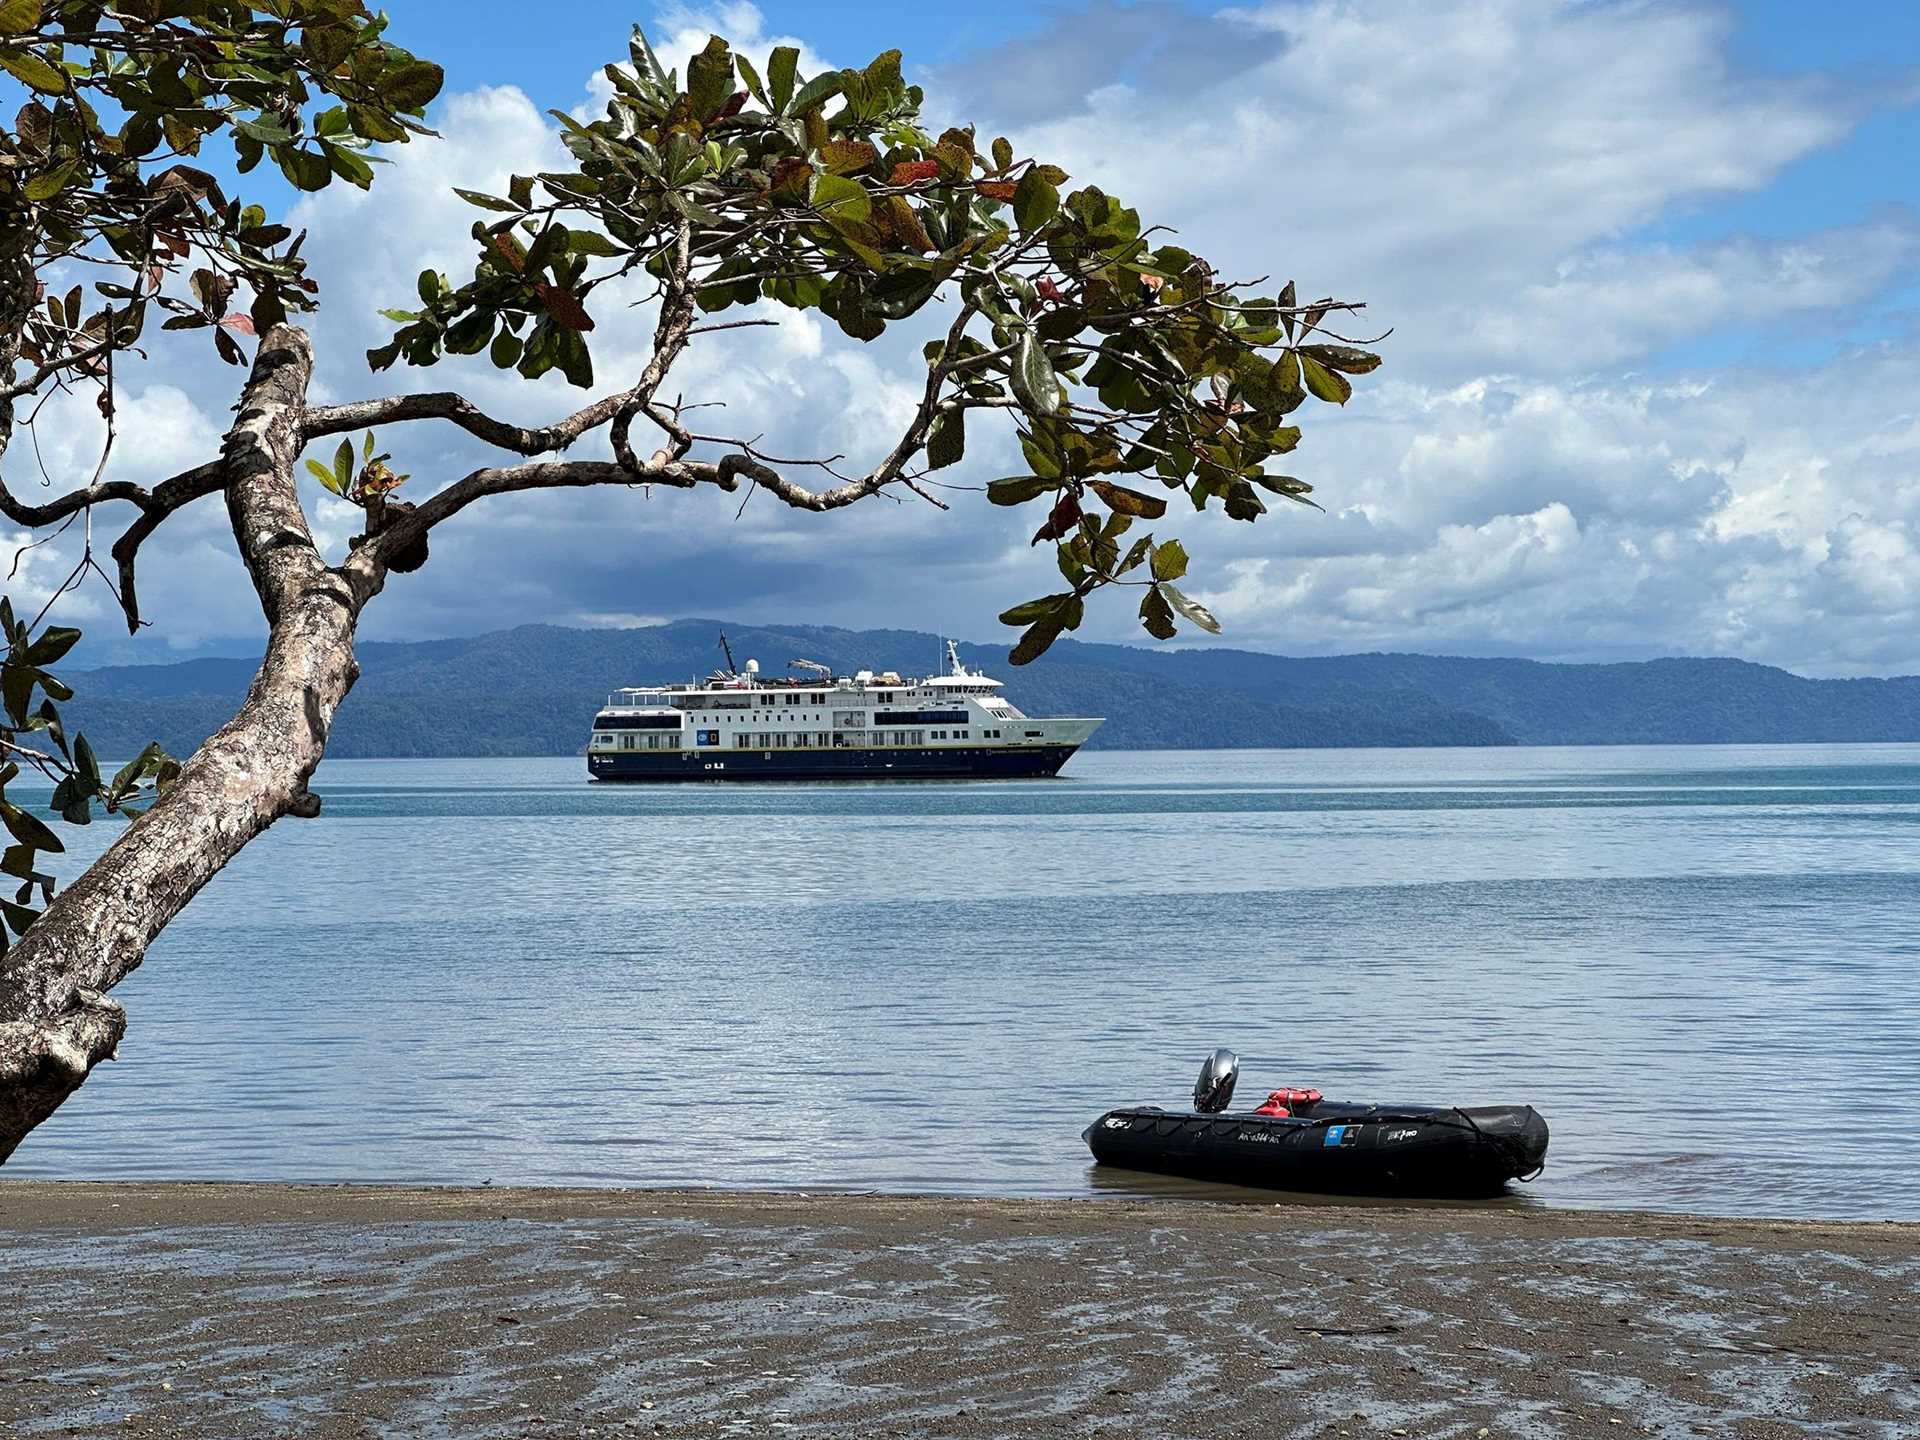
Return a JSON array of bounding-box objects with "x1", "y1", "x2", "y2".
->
[
  {"x1": 589, "y1": 744, "x2": 1081, "y2": 781},
  {"x1": 1084, "y1": 1101, "x2": 1548, "y2": 1197}
]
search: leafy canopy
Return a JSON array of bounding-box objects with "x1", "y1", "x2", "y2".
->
[
  {"x1": 2, "y1": 0, "x2": 442, "y2": 366},
  {"x1": 0, "y1": 0, "x2": 441, "y2": 945},
  {"x1": 375, "y1": 27, "x2": 1381, "y2": 663}
]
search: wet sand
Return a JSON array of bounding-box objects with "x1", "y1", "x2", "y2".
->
[{"x1": 1, "y1": 1183, "x2": 1916, "y2": 1438}]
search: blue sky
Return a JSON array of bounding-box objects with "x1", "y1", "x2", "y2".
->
[{"x1": 8, "y1": 1, "x2": 1920, "y2": 675}]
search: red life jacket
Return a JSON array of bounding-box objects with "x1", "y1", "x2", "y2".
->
[{"x1": 1252, "y1": 1086, "x2": 1323, "y2": 1117}]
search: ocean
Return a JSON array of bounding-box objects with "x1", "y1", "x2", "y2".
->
[{"x1": 11, "y1": 745, "x2": 1920, "y2": 1219}]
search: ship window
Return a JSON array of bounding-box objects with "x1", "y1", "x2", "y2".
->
[{"x1": 1025, "y1": 729, "x2": 1044, "y2": 737}]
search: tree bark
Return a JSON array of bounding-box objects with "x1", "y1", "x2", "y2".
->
[{"x1": 0, "y1": 326, "x2": 381, "y2": 1162}]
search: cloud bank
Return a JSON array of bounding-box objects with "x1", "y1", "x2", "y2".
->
[{"x1": 11, "y1": 0, "x2": 1920, "y2": 677}]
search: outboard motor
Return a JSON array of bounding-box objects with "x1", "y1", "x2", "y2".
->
[{"x1": 1193, "y1": 1048, "x2": 1239, "y2": 1113}]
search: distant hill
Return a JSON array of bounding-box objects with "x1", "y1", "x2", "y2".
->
[{"x1": 59, "y1": 619, "x2": 1920, "y2": 758}]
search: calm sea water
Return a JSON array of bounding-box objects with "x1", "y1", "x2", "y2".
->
[{"x1": 10, "y1": 745, "x2": 1920, "y2": 1219}]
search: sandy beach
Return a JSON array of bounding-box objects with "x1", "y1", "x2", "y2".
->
[{"x1": 0, "y1": 1183, "x2": 1915, "y2": 1438}]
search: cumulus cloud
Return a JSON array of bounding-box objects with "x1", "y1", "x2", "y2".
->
[{"x1": 11, "y1": 0, "x2": 1920, "y2": 678}]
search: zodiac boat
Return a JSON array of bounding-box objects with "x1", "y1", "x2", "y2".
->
[{"x1": 1084, "y1": 1049, "x2": 1549, "y2": 1197}]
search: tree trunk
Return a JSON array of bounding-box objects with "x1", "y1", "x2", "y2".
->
[{"x1": 0, "y1": 326, "x2": 381, "y2": 1162}]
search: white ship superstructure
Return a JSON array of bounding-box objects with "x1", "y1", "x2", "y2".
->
[{"x1": 587, "y1": 640, "x2": 1102, "y2": 781}]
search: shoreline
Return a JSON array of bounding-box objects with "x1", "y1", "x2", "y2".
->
[
  {"x1": 4, "y1": 1177, "x2": 1920, "y2": 1244},
  {"x1": 5, "y1": 1182, "x2": 1917, "y2": 1437}
]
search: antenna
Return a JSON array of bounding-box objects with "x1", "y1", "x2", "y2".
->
[{"x1": 718, "y1": 631, "x2": 738, "y2": 675}]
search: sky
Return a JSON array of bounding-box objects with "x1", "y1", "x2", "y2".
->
[{"x1": 7, "y1": 0, "x2": 1920, "y2": 675}]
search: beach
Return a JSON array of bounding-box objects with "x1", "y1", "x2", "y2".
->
[{"x1": 2, "y1": 1183, "x2": 1915, "y2": 1438}]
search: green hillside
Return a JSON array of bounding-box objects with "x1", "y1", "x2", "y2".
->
[{"x1": 59, "y1": 619, "x2": 1920, "y2": 758}]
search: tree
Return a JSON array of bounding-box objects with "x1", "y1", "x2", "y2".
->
[{"x1": 0, "y1": 9, "x2": 1381, "y2": 1159}]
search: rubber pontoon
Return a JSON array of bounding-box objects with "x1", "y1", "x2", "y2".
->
[
  {"x1": 1084, "y1": 1101, "x2": 1549, "y2": 1196},
  {"x1": 1083, "y1": 1048, "x2": 1549, "y2": 1197}
]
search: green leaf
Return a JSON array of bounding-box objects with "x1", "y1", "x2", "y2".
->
[
  {"x1": 1086, "y1": 480, "x2": 1165, "y2": 520},
  {"x1": 768, "y1": 46, "x2": 800, "y2": 113},
  {"x1": 1269, "y1": 349, "x2": 1305, "y2": 413},
  {"x1": 276, "y1": 146, "x2": 332, "y2": 192},
  {"x1": 0, "y1": 662, "x2": 26, "y2": 727},
  {"x1": 1161, "y1": 582, "x2": 1221, "y2": 633},
  {"x1": 0, "y1": 800, "x2": 62, "y2": 854},
  {"x1": 992, "y1": 136, "x2": 1014, "y2": 173},
  {"x1": 325, "y1": 143, "x2": 375, "y2": 190},
  {"x1": 629, "y1": 26, "x2": 671, "y2": 91},
  {"x1": 565, "y1": 230, "x2": 624, "y2": 258},
  {"x1": 554, "y1": 328, "x2": 594, "y2": 388},
  {"x1": 23, "y1": 161, "x2": 76, "y2": 202},
  {"x1": 687, "y1": 36, "x2": 735, "y2": 121},
  {"x1": 985, "y1": 475, "x2": 1055, "y2": 505},
  {"x1": 1012, "y1": 168, "x2": 1059, "y2": 233},
  {"x1": 0, "y1": 0, "x2": 42, "y2": 36},
  {"x1": 926, "y1": 410, "x2": 963, "y2": 471},
  {"x1": 1139, "y1": 585, "x2": 1177, "y2": 640},
  {"x1": 1298, "y1": 351, "x2": 1352, "y2": 405},
  {"x1": 2, "y1": 901, "x2": 38, "y2": 939},
  {"x1": 363, "y1": 431, "x2": 377, "y2": 461},
  {"x1": 453, "y1": 188, "x2": 520, "y2": 213},
  {"x1": 301, "y1": 22, "x2": 354, "y2": 73},
  {"x1": 809, "y1": 172, "x2": 870, "y2": 225},
  {"x1": 1150, "y1": 538, "x2": 1189, "y2": 582},
  {"x1": 789, "y1": 70, "x2": 843, "y2": 115},
  {"x1": 999, "y1": 593, "x2": 1076, "y2": 627},
  {"x1": 1012, "y1": 333, "x2": 1059, "y2": 412},
  {"x1": 1299, "y1": 343, "x2": 1382, "y2": 375},
  {"x1": 384, "y1": 60, "x2": 445, "y2": 112},
  {"x1": 489, "y1": 328, "x2": 523, "y2": 369},
  {"x1": 307, "y1": 458, "x2": 344, "y2": 495},
  {"x1": 24, "y1": 626, "x2": 79, "y2": 666},
  {"x1": 73, "y1": 733, "x2": 99, "y2": 789},
  {"x1": 445, "y1": 310, "x2": 493, "y2": 355},
  {"x1": 0, "y1": 47, "x2": 68, "y2": 95},
  {"x1": 1278, "y1": 280, "x2": 1296, "y2": 341},
  {"x1": 1009, "y1": 619, "x2": 1063, "y2": 666},
  {"x1": 734, "y1": 51, "x2": 768, "y2": 108},
  {"x1": 333, "y1": 439, "x2": 354, "y2": 488}
]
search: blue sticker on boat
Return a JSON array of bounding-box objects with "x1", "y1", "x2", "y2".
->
[{"x1": 1324, "y1": 1126, "x2": 1346, "y2": 1147}]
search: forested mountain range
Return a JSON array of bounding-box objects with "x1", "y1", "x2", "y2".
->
[{"x1": 60, "y1": 620, "x2": 1920, "y2": 757}]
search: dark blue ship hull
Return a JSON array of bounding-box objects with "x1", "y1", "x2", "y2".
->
[{"x1": 588, "y1": 744, "x2": 1082, "y2": 782}]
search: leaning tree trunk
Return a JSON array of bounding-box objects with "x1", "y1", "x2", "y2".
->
[{"x1": 0, "y1": 327, "x2": 379, "y2": 1162}]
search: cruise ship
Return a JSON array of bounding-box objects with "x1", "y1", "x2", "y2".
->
[{"x1": 586, "y1": 640, "x2": 1103, "y2": 781}]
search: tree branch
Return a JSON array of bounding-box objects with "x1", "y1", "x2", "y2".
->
[
  {"x1": 108, "y1": 459, "x2": 227, "y2": 632},
  {"x1": 299, "y1": 388, "x2": 640, "y2": 457}
]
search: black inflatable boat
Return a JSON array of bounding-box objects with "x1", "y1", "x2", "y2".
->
[{"x1": 1084, "y1": 1049, "x2": 1548, "y2": 1197}]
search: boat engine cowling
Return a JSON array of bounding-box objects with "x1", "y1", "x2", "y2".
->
[{"x1": 1193, "y1": 1048, "x2": 1239, "y2": 1113}]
